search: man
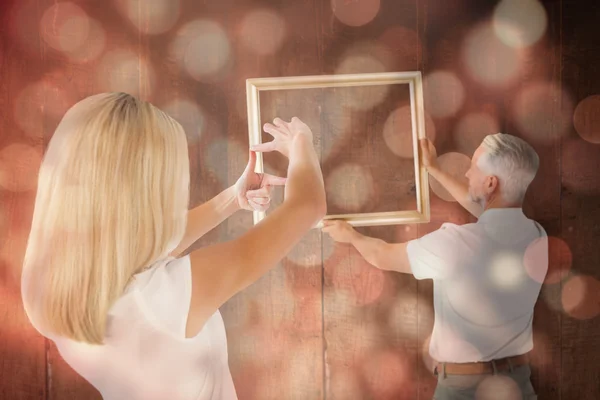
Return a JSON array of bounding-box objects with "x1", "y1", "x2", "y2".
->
[{"x1": 323, "y1": 134, "x2": 547, "y2": 400}]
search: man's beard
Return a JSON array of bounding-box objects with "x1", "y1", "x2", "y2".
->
[{"x1": 469, "y1": 190, "x2": 486, "y2": 208}]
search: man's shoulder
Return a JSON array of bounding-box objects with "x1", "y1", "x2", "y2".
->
[
  {"x1": 411, "y1": 221, "x2": 479, "y2": 251},
  {"x1": 437, "y1": 221, "x2": 481, "y2": 237}
]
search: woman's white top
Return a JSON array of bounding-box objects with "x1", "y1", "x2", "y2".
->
[{"x1": 49, "y1": 256, "x2": 237, "y2": 400}]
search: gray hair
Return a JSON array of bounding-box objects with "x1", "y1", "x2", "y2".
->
[{"x1": 477, "y1": 133, "x2": 540, "y2": 203}]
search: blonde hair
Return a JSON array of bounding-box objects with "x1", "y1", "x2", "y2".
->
[
  {"x1": 22, "y1": 92, "x2": 189, "y2": 345},
  {"x1": 478, "y1": 133, "x2": 539, "y2": 203}
]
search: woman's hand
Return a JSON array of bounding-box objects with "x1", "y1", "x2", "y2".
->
[
  {"x1": 250, "y1": 117, "x2": 314, "y2": 159},
  {"x1": 234, "y1": 151, "x2": 286, "y2": 212}
]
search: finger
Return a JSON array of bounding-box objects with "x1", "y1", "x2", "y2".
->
[
  {"x1": 250, "y1": 141, "x2": 276, "y2": 153},
  {"x1": 263, "y1": 122, "x2": 284, "y2": 137},
  {"x1": 238, "y1": 194, "x2": 250, "y2": 209},
  {"x1": 273, "y1": 118, "x2": 291, "y2": 133},
  {"x1": 247, "y1": 196, "x2": 270, "y2": 205},
  {"x1": 247, "y1": 187, "x2": 270, "y2": 197},
  {"x1": 290, "y1": 116, "x2": 307, "y2": 129},
  {"x1": 273, "y1": 117, "x2": 287, "y2": 128},
  {"x1": 249, "y1": 199, "x2": 268, "y2": 212},
  {"x1": 262, "y1": 174, "x2": 287, "y2": 186},
  {"x1": 244, "y1": 150, "x2": 257, "y2": 174}
]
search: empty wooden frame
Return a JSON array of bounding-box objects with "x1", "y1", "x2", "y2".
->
[{"x1": 246, "y1": 71, "x2": 430, "y2": 228}]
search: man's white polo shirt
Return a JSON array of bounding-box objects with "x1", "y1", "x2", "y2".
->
[{"x1": 406, "y1": 208, "x2": 548, "y2": 363}]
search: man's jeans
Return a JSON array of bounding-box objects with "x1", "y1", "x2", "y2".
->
[{"x1": 433, "y1": 363, "x2": 538, "y2": 400}]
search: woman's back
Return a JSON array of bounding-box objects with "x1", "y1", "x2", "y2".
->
[
  {"x1": 21, "y1": 93, "x2": 326, "y2": 399},
  {"x1": 51, "y1": 256, "x2": 236, "y2": 400}
]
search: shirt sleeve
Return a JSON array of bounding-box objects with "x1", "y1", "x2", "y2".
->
[
  {"x1": 406, "y1": 223, "x2": 463, "y2": 280},
  {"x1": 135, "y1": 255, "x2": 192, "y2": 337}
]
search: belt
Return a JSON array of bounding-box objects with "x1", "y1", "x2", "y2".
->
[{"x1": 434, "y1": 353, "x2": 529, "y2": 375}]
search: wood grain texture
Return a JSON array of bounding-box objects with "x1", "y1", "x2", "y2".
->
[
  {"x1": 0, "y1": 1, "x2": 47, "y2": 399},
  {"x1": 502, "y1": 2, "x2": 563, "y2": 398},
  {"x1": 220, "y1": 2, "x2": 325, "y2": 399},
  {"x1": 2, "y1": 0, "x2": 600, "y2": 399},
  {"x1": 560, "y1": 1, "x2": 600, "y2": 399},
  {"x1": 320, "y1": 0, "x2": 423, "y2": 398}
]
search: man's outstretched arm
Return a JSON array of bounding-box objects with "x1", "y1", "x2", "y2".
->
[{"x1": 322, "y1": 220, "x2": 412, "y2": 274}]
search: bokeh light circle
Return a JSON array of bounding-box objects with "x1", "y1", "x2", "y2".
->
[
  {"x1": 171, "y1": 20, "x2": 231, "y2": 81},
  {"x1": 330, "y1": 253, "x2": 385, "y2": 305},
  {"x1": 335, "y1": 54, "x2": 389, "y2": 111},
  {"x1": 489, "y1": 252, "x2": 527, "y2": 290},
  {"x1": 429, "y1": 152, "x2": 471, "y2": 202},
  {"x1": 324, "y1": 289, "x2": 362, "y2": 321},
  {"x1": 66, "y1": 19, "x2": 106, "y2": 63},
  {"x1": 561, "y1": 138, "x2": 600, "y2": 196},
  {"x1": 0, "y1": 144, "x2": 43, "y2": 192},
  {"x1": 14, "y1": 80, "x2": 75, "y2": 140},
  {"x1": 326, "y1": 164, "x2": 375, "y2": 212},
  {"x1": 285, "y1": 345, "x2": 322, "y2": 400},
  {"x1": 573, "y1": 95, "x2": 600, "y2": 144},
  {"x1": 475, "y1": 374, "x2": 523, "y2": 400},
  {"x1": 331, "y1": 0, "x2": 380, "y2": 27},
  {"x1": 424, "y1": 71, "x2": 465, "y2": 118},
  {"x1": 524, "y1": 236, "x2": 571, "y2": 285},
  {"x1": 462, "y1": 23, "x2": 522, "y2": 87},
  {"x1": 239, "y1": 9, "x2": 287, "y2": 55},
  {"x1": 561, "y1": 275, "x2": 600, "y2": 320},
  {"x1": 115, "y1": 0, "x2": 180, "y2": 35},
  {"x1": 40, "y1": 2, "x2": 90, "y2": 53},
  {"x1": 161, "y1": 98, "x2": 204, "y2": 144},
  {"x1": 205, "y1": 138, "x2": 246, "y2": 189},
  {"x1": 97, "y1": 50, "x2": 155, "y2": 98},
  {"x1": 328, "y1": 369, "x2": 363, "y2": 400},
  {"x1": 388, "y1": 293, "x2": 428, "y2": 341},
  {"x1": 383, "y1": 106, "x2": 436, "y2": 158},
  {"x1": 454, "y1": 113, "x2": 500, "y2": 156},
  {"x1": 287, "y1": 230, "x2": 335, "y2": 267},
  {"x1": 493, "y1": 0, "x2": 548, "y2": 48},
  {"x1": 513, "y1": 82, "x2": 574, "y2": 144},
  {"x1": 362, "y1": 350, "x2": 410, "y2": 398},
  {"x1": 378, "y1": 26, "x2": 422, "y2": 71}
]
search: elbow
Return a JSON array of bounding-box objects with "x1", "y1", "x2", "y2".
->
[
  {"x1": 315, "y1": 195, "x2": 327, "y2": 221},
  {"x1": 285, "y1": 197, "x2": 327, "y2": 228},
  {"x1": 307, "y1": 198, "x2": 327, "y2": 226}
]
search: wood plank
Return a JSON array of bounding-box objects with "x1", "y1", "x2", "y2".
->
[
  {"x1": 0, "y1": 1, "x2": 47, "y2": 398},
  {"x1": 320, "y1": 1, "x2": 424, "y2": 398},
  {"x1": 500, "y1": 1, "x2": 563, "y2": 398},
  {"x1": 220, "y1": 2, "x2": 325, "y2": 399},
  {"x1": 41, "y1": 0, "x2": 157, "y2": 397},
  {"x1": 560, "y1": 2, "x2": 600, "y2": 399}
]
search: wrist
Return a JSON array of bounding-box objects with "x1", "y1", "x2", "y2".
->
[
  {"x1": 290, "y1": 134, "x2": 312, "y2": 149},
  {"x1": 348, "y1": 228, "x2": 362, "y2": 245},
  {"x1": 227, "y1": 185, "x2": 242, "y2": 212}
]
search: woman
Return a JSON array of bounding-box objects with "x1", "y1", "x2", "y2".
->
[{"x1": 21, "y1": 92, "x2": 326, "y2": 399}]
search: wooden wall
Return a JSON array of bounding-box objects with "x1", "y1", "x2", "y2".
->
[{"x1": 1, "y1": 0, "x2": 599, "y2": 399}]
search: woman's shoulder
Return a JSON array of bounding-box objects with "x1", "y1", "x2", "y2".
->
[
  {"x1": 129, "y1": 255, "x2": 191, "y2": 293},
  {"x1": 120, "y1": 255, "x2": 193, "y2": 337}
]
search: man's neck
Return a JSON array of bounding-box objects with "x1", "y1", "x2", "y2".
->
[{"x1": 483, "y1": 196, "x2": 522, "y2": 211}]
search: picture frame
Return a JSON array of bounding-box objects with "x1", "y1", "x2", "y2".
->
[{"x1": 246, "y1": 71, "x2": 430, "y2": 228}]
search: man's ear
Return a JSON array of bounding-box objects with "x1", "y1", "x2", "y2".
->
[{"x1": 485, "y1": 175, "x2": 499, "y2": 194}]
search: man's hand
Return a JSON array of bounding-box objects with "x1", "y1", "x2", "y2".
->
[
  {"x1": 322, "y1": 220, "x2": 357, "y2": 243},
  {"x1": 234, "y1": 151, "x2": 286, "y2": 212},
  {"x1": 419, "y1": 138, "x2": 438, "y2": 172}
]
